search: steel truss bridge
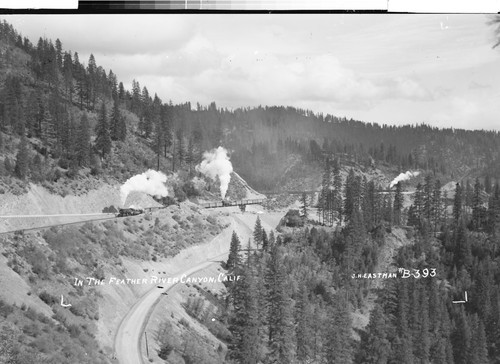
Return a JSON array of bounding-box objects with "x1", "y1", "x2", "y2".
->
[{"x1": 200, "y1": 198, "x2": 267, "y2": 212}]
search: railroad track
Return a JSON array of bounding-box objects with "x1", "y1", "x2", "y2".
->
[{"x1": 0, "y1": 206, "x2": 167, "y2": 236}]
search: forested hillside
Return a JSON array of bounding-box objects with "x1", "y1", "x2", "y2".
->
[
  {"x1": 1, "y1": 19, "x2": 500, "y2": 194},
  {"x1": 214, "y1": 166, "x2": 500, "y2": 363}
]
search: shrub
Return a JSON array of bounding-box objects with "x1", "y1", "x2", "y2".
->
[
  {"x1": 174, "y1": 185, "x2": 187, "y2": 202},
  {"x1": 102, "y1": 205, "x2": 118, "y2": 213},
  {"x1": 23, "y1": 322, "x2": 41, "y2": 337},
  {"x1": 58, "y1": 158, "x2": 70, "y2": 169},
  {"x1": 158, "y1": 344, "x2": 174, "y2": 360},
  {"x1": 68, "y1": 324, "x2": 81, "y2": 338},
  {"x1": 39, "y1": 291, "x2": 57, "y2": 306},
  {"x1": 157, "y1": 320, "x2": 180, "y2": 359},
  {"x1": 0, "y1": 299, "x2": 14, "y2": 317}
]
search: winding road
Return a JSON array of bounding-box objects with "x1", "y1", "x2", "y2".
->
[{"x1": 114, "y1": 207, "x2": 282, "y2": 364}]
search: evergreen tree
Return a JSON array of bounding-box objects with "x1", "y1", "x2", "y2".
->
[
  {"x1": 295, "y1": 285, "x2": 313, "y2": 362},
  {"x1": 452, "y1": 308, "x2": 472, "y2": 364},
  {"x1": 431, "y1": 179, "x2": 443, "y2": 231},
  {"x1": 333, "y1": 159, "x2": 343, "y2": 223},
  {"x1": 344, "y1": 169, "x2": 357, "y2": 222},
  {"x1": 454, "y1": 220, "x2": 472, "y2": 270},
  {"x1": 261, "y1": 229, "x2": 269, "y2": 251},
  {"x1": 62, "y1": 52, "x2": 73, "y2": 102},
  {"x1": 301, "y1": 192, "x2": 308, "y2": 220},
  {"x1": 241, "y1": 266, "x2": 263, "y2": 364},
  {"x1": 453, "y1": 182, "x2": 463, "y2": 222},
  {"x1": 76, "y1": 113, "x2": 91, "y2": 166},
  {"x1": 325, "y1": 293, "x2": 352, "y2": 364},
  {"x1": 110, "y1": 97, "x2": 121, "y2": 141},
  {"x1": 87, "y1": 54, "x2": 97, "y2": 109},
  {"x1": 176, "y1": 128, "x2": 185, "y2": 167},
  {"x1": 228, "y1": 265, "x2": 250, "y2": 363},
  {"x1": 361, "y1": 304, "x2": 390, "y2": 364},
  {"x1": 321, "y1": 159, "x2": 332, "y2": 224},
  {"x1": 266, "y1": 244, "x2": 295, "y2": 363},
  {"x1": 393, "y1": 182, "x2": 404, "y2": 225},
  {"x1": 413, "y1": 182, "x2": 424, "y2": 222},
  {"x1": 465, "y1": 180, "x2": 473, "y2": 212},
  {"x1": 14, "y1": 133, "x2": 29, "y2": 179},
  {"x1": 253, "y1": 216, "x2": 263, "y2": 249},
  {"x1": 227, "y1": 231, "x2": 241, "y2": 271},
  {"x1": 469, "y1": 314, "x2": 488, "y2": 364},
  {"x1": 472, "y1": 178, "x2": 484, "y2": 230},
  {"x1": 94, "y1": 102, "x2": 111, "y2": 158},
  {"x1": 423, "y1": 174, "x2": 434, "y2": 221},
  {"x1": 4, "y1": 157, "x2": 13, "y2": 174},
  {"x1": 55, "y1": 38, "x2": 62, "y2": 70}
]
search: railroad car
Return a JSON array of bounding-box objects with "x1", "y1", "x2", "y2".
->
[{"x1": 116, "y1": 208, "x2": 144, "y2": 217}]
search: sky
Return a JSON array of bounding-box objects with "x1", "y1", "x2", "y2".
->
[{"x1": 4, "y1": 14, "x2": 500, "y2": 130}]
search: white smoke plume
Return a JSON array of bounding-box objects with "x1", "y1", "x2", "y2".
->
[
  {"x1": 389, "y1": 171, "x2": 420, "y2": 188},
  {"x1": 196, "y1": 146, "x2": 233, "y2": 199},
  {"x1": 120, "y1": 169, "x2": 169, "y2": 206}
]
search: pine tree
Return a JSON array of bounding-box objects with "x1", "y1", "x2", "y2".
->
[
  {"x1": 253, "y1": 216, "x2": 263, "y2": 249},
  {"x1": 301, "y1": 192, "x2": 308, "y2": 220},
  {"x1": 268, "y1": 230, "x2": 276, "y2": 250},
  {"x1": 452, "y1": 308, "x2": 472, "y2": 364},
  {"x1": 454, "y1": 219, "x2": 472, "y2": 270},
  {"x1": 62, "y1": 52, "x2": 73, "y2": 102},
  {"x1": 472, "y1": 178, "x2": 484, "y2": 230},
  {"x1": 423, "y1": 174, "x2": 434, "y2": 221},
  {"x1": 94, "y1": 102, "x2": 111, "y2": 158},
  {"x1": 321, "y1": 159, "x2": 332, "y2": 224},
  {"x1": 333, "y1": 159, "x2": 343, "y2": 223},
  {"x1": 14, "y1": 133, "x2": 29, "y2": 179},
  {"x1": 4, "y1": 157, "x2": 13, "y2": 174},
  {"x1": 176, "y1": 128, "x2": 185, "y2": 167},
  {"x1": 76, "y1": 113, "x2": 91, "y2": 166},
  {"x1": 453, "y1": 182, "x2": 463, "y2": 221},
  {"x1": 431, "y1": 179, "x2": 443, "y2": 231},
  {"x1": 241, "y1": 267, "x2": 263, "y2": 364},
  {"x1": 261, "y1": 229, "x2": 269, "y2": 251},
  {"x1": 186, "y1": 137, "x2": 194, "y2": 176},
  {"x1": 394, "y1": 280, "x2": 414, "y2": 363},
  {"x1": 87, "y1": 54, "x2": 97, "y2": 109},
  {"x1": 469, "y1": 314, "x2": 488, "y2": 364},
  {"x1": 465, "y1": 180, "x2": 473, "y2": 213},
  {"x1": 295, "y1": 285, "x2": 313, "y2": 362},
  {"x1": 393, "y1": 182, "x2": 404, "y2": 225},
  {"x1": 55, "y1": 38, "x2": 62, "y2": 70},
  {"x1": 344, "y1": 169, "x2": 356, "y2": 222},
  {"x1": 228, "y1": 265, "x2": 249, "y2": 363},
  {"x1": 325, "y1": 293, "x2": 352, "y2": 364},
  {"x1": 227, "y1": 231, "x2": 241, "y2": 271},
  {"x1": 413, "y1": 182, "x2": 424, "y2": 223},
  {"x1": 110, "y1": 97, "x2": 121, "y2": 141},
  {"x1": 361, "y1": 304, "x2": 390, "y2": 364}
]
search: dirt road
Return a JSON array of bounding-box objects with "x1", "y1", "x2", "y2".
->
[{"x1": 114, "y1": 206, "x2": 284, "y2": 364}]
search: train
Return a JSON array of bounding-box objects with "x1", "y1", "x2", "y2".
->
[{"x1": 116, "y1": 208, "x2": 144, "y2": 217}]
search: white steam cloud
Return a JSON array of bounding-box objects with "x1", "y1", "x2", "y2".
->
[
  {"x1": 120, "y1": 169, "x2": 169, "y2": 206},
  {"x1": 389, "y1": 171, "x2": 420, "y2": 188},
  {"x1": 196, "y1": 146, "x2": 233, "y2": 199}
]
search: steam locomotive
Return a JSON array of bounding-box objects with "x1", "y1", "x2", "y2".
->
[{"x1": 116, "y1": 208, "x2": 144, "y2": 217}]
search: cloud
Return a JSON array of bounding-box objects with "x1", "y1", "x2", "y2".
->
[
  {"x1": 430, "y1": 95, "x2": 500, "y2": 130},
  {"x1": 7, "y1": 15, "x2": 195, "y2": 56},
  {"x1": 172, "y1": 52, "x2": 432, "y2": 109},
  {"x1": 468, "y1": 81, "x2": 491, "y2": 89}
]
